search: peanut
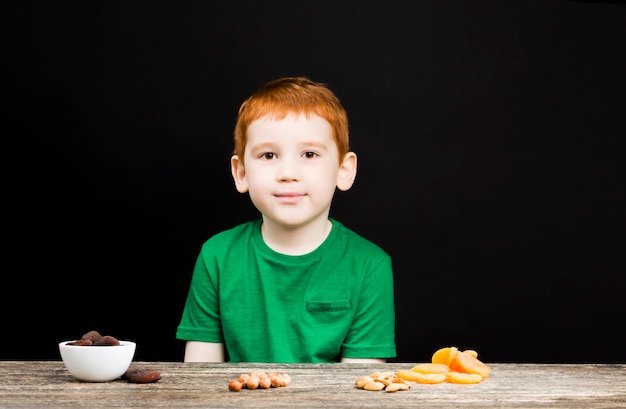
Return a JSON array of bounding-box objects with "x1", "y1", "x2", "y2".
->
[
  {"x1": 280, "y1": 373, "x2": 292, "y2": 387},
  {"x1": 270, "y1": 373, "x2": 284, "y2": 388},
  {"x1": 238, "y1": 373, "x2": 250, "y2": 384},
  {"x1": 246, "y1": 374, "x2": 260, "y2": 389},
  {"x1": 228, "y1": 379, "x2": 243, "y2": 391},
  {"x1": 259, "y1": 375, "x2": 272, "y2": 389}
]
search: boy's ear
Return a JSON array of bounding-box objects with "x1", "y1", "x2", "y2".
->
[
  {"x1": 336, "y1": 152, "x2": 357, "y2": 191},
  {"x1": 231, "y1": 155, "x2": 249, "y2": 193}
]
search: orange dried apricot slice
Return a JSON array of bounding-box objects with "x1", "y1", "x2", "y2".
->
[
  {"x1": 397, "y1": 370, "x2": 447, "y2": 384},
  {"x1": 450, "y1": 350, "x2": 491, "y2": 379},
  {"x1": 463, "y1": 349, "x2": 478, "y2": 358},
  {"x1": 446, "y1": 372, "x2": 484, "y2": 384},
  {"x1": 410, "y1": 363, "x2": 451, "y2": 374},
  {"x1": 414, "y1": 373, "x2": 448, "y2": 384},
  {"x1": 431, "y1": 346, "x2": 459, "y2": 366},
  {"x1": 396, "y1": 370, "x2": 423, "y2": 382}
]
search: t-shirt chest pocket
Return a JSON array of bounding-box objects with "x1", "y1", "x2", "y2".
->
[{"x1": 307, "y1": 300, "x2": 351, "y2": 312}]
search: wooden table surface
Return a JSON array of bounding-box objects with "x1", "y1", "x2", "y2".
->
[{"x1": 1, "y1": 361, "x2": 625, "y2": 408}]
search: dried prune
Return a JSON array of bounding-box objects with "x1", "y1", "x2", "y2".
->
[
  {"x1": 67, "y1": 339, "x2": 93, "y2": 346},
  {"x1": 80, "y1": 330, "x2": 102, "y2": 344},
  {"x1": 93, "y1": 335, "x2": 120, "y2": 346},
  {"x1": 124, "y1": 369, "x2": 161, "y2": 383}
]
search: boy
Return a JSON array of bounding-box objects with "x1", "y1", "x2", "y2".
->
[{"x1": 176, "y1": 77, "x2": 396, "y2": 363}]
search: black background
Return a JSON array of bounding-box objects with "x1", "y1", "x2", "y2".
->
[{"x1": 3, "y1": 0, "x2": 625, "y2": 363}]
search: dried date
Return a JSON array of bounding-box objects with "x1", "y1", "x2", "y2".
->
[
  {"x1": 123, "y1": 369, "x2": 162, "y2": 384},
  {"x1": 81, "y1": 330, "x2": 103, "y2": 344},
  {"x1": 67, "y1": 339, "x2": 93, "y2": 346},
  {"x1": 93, "y1": 335, "x2": 120, "y2": 346},
  {"x1": 67, "y1": 331, "x2": 120, "y2": 346}
]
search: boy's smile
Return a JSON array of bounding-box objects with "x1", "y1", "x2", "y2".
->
[{"x1": 274, "y1": 191, "x2": 306, "y2": 205}]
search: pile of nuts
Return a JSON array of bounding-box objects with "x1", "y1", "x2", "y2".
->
[
  {"x1": 228, "y1": 371, "x2": 292, "y2": 391},
  {"x1": 355, "y1": 371, "x2": 412, "y2": 392}
]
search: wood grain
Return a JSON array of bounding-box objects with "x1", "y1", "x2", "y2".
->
[{"x1": 1, "y1": 361, "x2": 625, "y2": 408}]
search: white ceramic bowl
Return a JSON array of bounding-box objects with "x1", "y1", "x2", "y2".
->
[{"x1": 59, "y1": 340, "x2": 136, "y2": 382}]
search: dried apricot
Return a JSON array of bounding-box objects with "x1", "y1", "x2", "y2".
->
[
  {"x1": 431, "y1": 346, "x2": 459, "y2": 366},
  {"x1": 446, "y1": 372, "x2": 484, "y2": 384},
  {"x1": 410, "y1": 363, "x2": 451, "y2": 374},
  {"x1": 397, "y1": 370, "x2": 447, "y2": 384},
  {"x1": 463, "y1": 349, "x2": 478, "y2": 358},
  {"x1": 450, "y1": 350, "x2": 491, "y2": 378}
]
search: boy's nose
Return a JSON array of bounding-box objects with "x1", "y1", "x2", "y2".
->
[{"x1": 276, "y1": 158, "x2": 301, "y2": 182}]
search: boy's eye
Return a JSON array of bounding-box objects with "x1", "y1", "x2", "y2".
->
[
  {"x1": 262, "y1": 152, "x2": 276, "y2": 160},
  {"x1": 303, "y1": 151, "x2": 318, "y2": 159}
]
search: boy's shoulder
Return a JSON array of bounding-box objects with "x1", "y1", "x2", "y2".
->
[
  {"x1": 204, "y1": 219, "x2": 260, "y2": 245},
  {"x1": 217, "y1": 219, "x2": 259, "y2": 235},
  {"x1": 331, "y1": 219, "x2": 389, "y2": 256}
]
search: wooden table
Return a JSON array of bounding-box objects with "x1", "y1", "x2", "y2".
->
[{"x1": 1, "y1": 361, "x2": 625, "y2": 408}]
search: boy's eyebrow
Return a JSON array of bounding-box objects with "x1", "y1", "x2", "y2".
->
[
  {"x1": 301, "y1": 141, "x2": 329, "y2": 150},
  {"x1": 249, "y1": 142, "x2": 275, "y2": 153},
  {"x1": 249, "y1": 141, "x2": 330, "y2": 152}
]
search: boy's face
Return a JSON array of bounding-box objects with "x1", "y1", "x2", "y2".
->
[{"x1": 231, "y1": 113, "x2": 355, "y2": 229}]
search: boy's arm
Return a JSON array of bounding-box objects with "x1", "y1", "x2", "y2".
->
[{"x1": 183, "y1": 341, "x2": 225, "y2": 362}]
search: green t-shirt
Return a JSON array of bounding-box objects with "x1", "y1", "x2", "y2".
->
[{"x1": 176, "y1": 218, "x2": 396, "y2": 363}]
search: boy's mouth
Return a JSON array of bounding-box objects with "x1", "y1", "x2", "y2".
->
[{"x1": 275, "y1": 192, "x2": 305, "y2": 204}]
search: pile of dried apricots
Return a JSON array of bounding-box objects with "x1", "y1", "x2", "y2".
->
[
  {"x1": 397, "y1": 346, "x2": 491, "y2": 384},
  {"x1": 356, "y1": 346, "x2": 491, "y2": 391}
]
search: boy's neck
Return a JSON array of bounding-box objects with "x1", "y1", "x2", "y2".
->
[{"x1": 260, "y1": 217, "x2": 332, "y2": 256}]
